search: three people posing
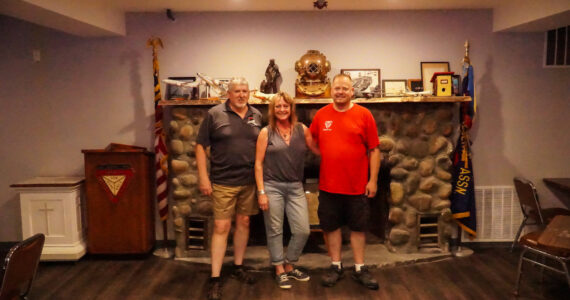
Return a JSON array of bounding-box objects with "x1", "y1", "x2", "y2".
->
[{"x1": 197, "y1": 75, "x2": 381, "y2": 300}]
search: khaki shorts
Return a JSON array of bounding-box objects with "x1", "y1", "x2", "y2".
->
[{"x1": 211, "y1": 183, "x2": 258, "y2": 219}]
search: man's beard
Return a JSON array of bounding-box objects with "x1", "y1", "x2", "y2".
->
[{"x1": 234, "y1": 101, "x2": 247, "y2": 108}]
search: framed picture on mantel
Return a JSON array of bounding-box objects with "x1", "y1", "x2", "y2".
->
[
  {"x1": 420, "y1": 62, "x2": 449, "y2": 94},
  {"x1": 165, "y1": 76, "x2": 196, "y2": 100},
  {"x1": 382, "y1": 79, "x2": 407, "y2": 97},
  {"x1": 407, "y1": 79, "x2": 423, "y2": 92},
  {"x1": 340, "y1": 69, "x2": 381, "y2": 98}
]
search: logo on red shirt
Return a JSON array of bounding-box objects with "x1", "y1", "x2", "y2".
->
[{"x1": 324, "y1": 120, "x2": 333, "y2": 131}]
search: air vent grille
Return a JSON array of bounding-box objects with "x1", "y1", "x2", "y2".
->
[
  {"x1": 545, "y1": 26, "x2": 570, "y2": 67},
  {"x1": 462, "y1": 186, "x2": 524, "y2": 242}
]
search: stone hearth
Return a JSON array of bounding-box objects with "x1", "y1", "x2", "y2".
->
[
  {"x1": 162, "y1": 97, "x2": 469, "y2": 257},
  {"x1": 175, "y1": 243, "x2": 451, "y2": 270}
]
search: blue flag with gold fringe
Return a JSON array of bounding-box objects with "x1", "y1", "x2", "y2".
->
[
  {"x1": 451, "y1": 62, "x2": 477, "y2": 237},
  {"x1": 450, "y1": 125, "x2": 476, "y2": 237}
]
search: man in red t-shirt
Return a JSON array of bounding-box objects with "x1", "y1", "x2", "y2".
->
[{"x1": 310, "y1": 73, "x2": 381, "y2": 290}]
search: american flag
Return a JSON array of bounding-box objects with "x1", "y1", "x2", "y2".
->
[{"x1": 148, "y1": 37, "x2": 169, "y2": 221}]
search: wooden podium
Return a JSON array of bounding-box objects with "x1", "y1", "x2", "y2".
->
[{"x1": 82, "y1": 144, "x2": 155, "y2": 254}]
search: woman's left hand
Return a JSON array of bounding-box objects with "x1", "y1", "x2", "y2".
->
[{"x1": 258, "y1": 194, "x2": 269, "y2": 211}]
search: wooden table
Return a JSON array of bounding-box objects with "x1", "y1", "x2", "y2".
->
[
  {"x1": 543, "y1": 178, "x2": 570, "y2": 192},
  {"x1": 538, "y1": 215, "x2": 570, "y2": 252},
  {"x1": 544, "y1": 178, "x2": 570, "y2": 209}
]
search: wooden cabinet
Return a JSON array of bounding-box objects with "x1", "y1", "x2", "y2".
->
[
  {"x1": 82, "y1": 144, "x2": 155, "y2": 254},
  {"x1": 10, "y1": 177, "x2": 86, "y2": 261}
]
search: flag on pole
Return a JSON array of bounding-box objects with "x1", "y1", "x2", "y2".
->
[
  {"x1": 450, "y1": 124, "x2": 476, "y2": 237},
  {"x1": 461, "y1": 65, "x2": 476, "y2": 129},
  {"x1": 147, "y1": 37, "x2": 169, "y2": 221},
  {"x1": 451, "y1": 41, "x2": 477, "y2": 237}
]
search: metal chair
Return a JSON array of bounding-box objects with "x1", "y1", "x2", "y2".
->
[
  {"x1": 511, "y1": 177, "x2": 570, "y2": 251},
  {"x1": 513, "y1": 231, "x2": 570, "y2": 296},
  {"x1": 0, "y1": 233, "x2": 45, "y2": 300}
]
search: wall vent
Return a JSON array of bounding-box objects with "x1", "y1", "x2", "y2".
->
[
  {"x1": 462, "y1": 185, "x2": 524, "y2": 242},
  {"x1": 544, "y1": 25, "x2": 570, "y2": 67}
]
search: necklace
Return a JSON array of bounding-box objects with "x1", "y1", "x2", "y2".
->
[{"x1": 276, "y1": 124, "x2": 291, "y2": 142}]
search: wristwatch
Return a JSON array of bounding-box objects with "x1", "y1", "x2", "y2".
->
[{"x1": 257, "y1": 190, "x2": 266, "y2": 195}]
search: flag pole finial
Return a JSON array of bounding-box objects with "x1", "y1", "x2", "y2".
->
[
  {"x1": 147, "y1": 37, "x2": 163, "y2": 57},
  {"x1": 147, "y1": 37, "x2": 163, "y2": 49},
  {"x1": 462, "y1": 40, "x2": 470, "y2": 66}
]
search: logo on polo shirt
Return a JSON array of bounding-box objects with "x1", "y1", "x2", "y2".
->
[
  {"x1": 247, "y1": 117, "x2": 259, "y2": 127},
  {"x1": 323, "y1": 120, "x2": 333, "y2": 131}
]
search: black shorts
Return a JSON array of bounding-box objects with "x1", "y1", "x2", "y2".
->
[{"x1": 317, "y1": 190, "x2": 370, "y2": 232}]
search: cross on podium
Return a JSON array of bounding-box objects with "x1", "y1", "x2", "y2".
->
[{"x1": 38, "y1": 202, "x2": 54, "y2": 235}]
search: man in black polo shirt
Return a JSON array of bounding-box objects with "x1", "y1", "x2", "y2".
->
[{"x1": 196, "y1": 77, "x2": 262, "y2": 300}]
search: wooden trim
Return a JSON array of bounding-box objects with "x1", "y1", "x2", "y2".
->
[
  {"x1": 159, "y1": 96, "x2": 471, "y2": 106},
  {"x1": 10, "y1": 177, "x2": 85, "y2": 188}
]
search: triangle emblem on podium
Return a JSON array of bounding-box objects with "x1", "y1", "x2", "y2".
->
[{"x1": 96, "y1": 166, "x2": 134, "y2": 203}]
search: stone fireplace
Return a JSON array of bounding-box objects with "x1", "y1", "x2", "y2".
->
[{"x1": 162, "y1": 96, "x2": 469, "y2": 257}]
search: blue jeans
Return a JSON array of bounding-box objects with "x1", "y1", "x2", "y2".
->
[{"x1": 263, "y1": 181, "x2": 310, "y2": 265}]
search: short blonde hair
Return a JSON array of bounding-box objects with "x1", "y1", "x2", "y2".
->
[
  {"x1": 332, "y1": 73, "x2": 352, "y2": 84},
  {"x1": 268, "y1": 91, "x2": 297, "y2": 130}
]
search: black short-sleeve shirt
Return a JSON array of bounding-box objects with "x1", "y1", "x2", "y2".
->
[{"x1": 196, "y1": 101, "x2": 262, "y2": 185}]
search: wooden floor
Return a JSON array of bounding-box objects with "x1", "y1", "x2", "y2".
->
[{"x1": 29, "y1": 246, "x2": 568, "y2": 300}]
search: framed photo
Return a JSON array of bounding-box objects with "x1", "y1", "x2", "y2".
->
[
  {"x1": 420, "y1": 62, "x2": 450, "y2": 93},
  {"x1": 340, "y1": 69, "x2": 381, "y2": 98},
  {"x1": 407, "y1": 79, "x2": 423, "y2": 92},
  {"x1": 165, "y1": 76, "x2": 196, "y2": 100},
  {"x1": 382, "y1": 79, "x2": 407, "y2": 97}
]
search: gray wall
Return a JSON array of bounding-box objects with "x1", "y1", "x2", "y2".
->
[{"x1": 1, "y1": 10, "x2": 569, "y2": 241}]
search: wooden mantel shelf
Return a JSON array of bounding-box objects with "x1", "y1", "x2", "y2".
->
[{"x1": 159, "y1": 96, "x2": 471, "y2": 106}]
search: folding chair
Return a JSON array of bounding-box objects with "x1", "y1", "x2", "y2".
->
[
  {"x1": 513, "y1": 229, "x2": 570, "y2": 296},
  {"x1": 511, "y1": 177, "x2": 570, "y2": 251},
  {"x1": 0, "y1": 233, "x2": 45, "y2": 300}
]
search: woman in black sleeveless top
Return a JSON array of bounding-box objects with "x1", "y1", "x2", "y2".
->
[{"x1": 254, "y1": 92, "x2": 319, "y2": 289}]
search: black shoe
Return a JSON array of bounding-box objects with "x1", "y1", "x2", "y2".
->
[
  {"x1": 276, "y1": 272, "x2": 292, "y2": 289},
  {"x1": 231, "y1": 266, "x2": 257, "y2": 284},
  {"x1": 351, "y1": 266, "x2": 379, "y2": 290},
  {"x1": 207, "y1": 279, "x2": 222, "y2": 300},
  {"x1": 321, "y1": 264, "x2": 344, "y2": 287},
  {"x1": 287, "y1": 268, "x2": 310, "y2": 281}
]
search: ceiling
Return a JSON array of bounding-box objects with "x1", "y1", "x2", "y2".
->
[
  {"x1": 98, "y1": 0, "x2": 507, "y2": 12},
  {"x1": 1, "y1": 0, "x2": 569, "y2": 36}
]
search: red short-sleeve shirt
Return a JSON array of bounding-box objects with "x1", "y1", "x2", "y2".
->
[{"x1": 310, "y1": 104, "x2": 379, "y2": 195}]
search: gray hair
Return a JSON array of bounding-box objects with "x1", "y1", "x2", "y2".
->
[{"x1": 228, "y1": 77, "x2": 249, "y2": 91}]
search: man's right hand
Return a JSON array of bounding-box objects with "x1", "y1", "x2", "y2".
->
[{"x1": 199, "y1": 177, "x2": 212, "y2": 196}]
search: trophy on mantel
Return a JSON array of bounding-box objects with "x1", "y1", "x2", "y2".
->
[{"x1": 294, "y1": 50, "x2": 331, "y2": 98}]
